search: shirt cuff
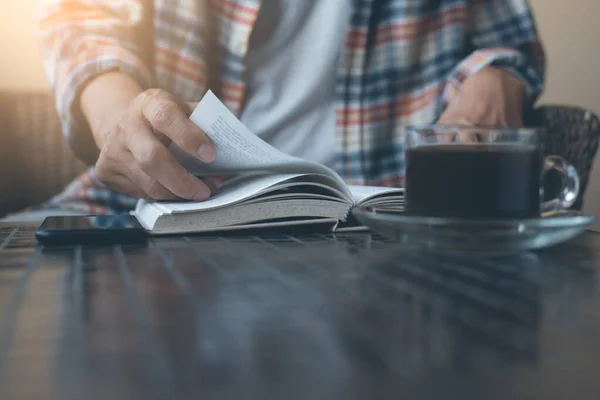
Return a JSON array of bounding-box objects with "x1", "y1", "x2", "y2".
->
[
  {"x1": 54, "y1": 44, "x2": 153, "y2": 163},
  {"x1": 443, "y1": 48, "x2": 544, "y2": 108}
]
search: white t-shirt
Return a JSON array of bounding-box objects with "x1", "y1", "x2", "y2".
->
[{"x1": 240, "y1": 0, "x2": 352, "y2": 167}]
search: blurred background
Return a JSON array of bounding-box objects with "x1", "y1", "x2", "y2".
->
[{"x1": 1, "y1": 0, "x2": 600, "y2": 226}]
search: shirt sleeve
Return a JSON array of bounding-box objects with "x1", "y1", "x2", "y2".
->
[
  {"x1": 443, "y1": 0, "x2": 546, "y2": 107},
  {"x1": 37, "y1": 0, "x2": 153, "y2": 160}
]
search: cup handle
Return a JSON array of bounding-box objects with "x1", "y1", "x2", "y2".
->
[{"x1": 541, "y1": 155, "x2": 580, "y2": 213}]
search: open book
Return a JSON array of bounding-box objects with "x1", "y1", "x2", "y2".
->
[{"x1": 133, "y1": 91, "x2": 404, "y2": 234}]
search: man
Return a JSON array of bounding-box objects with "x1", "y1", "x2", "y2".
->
[{"x1": 16, "y1": 0, "x2": 544, "y2": 218}]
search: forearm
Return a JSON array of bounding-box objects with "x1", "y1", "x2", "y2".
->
[
  {"x1": 439, "y1": 66, "x2": 528, "y2": 127},
  {"x1": 80, "y1": 72, "x2": 144, "y2": 150},
  {"x1": 444, "y1": 0, "x2": 545, "y2": 107},
  {"x1": 37, "y1": 1, "x2": 152, "y2": 164}
]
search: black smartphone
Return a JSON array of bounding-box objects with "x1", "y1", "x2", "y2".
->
[{"x1": 36, "y1": 215, "x2": 147, "y2": 246}]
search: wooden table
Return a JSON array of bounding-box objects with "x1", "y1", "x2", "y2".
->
[{"x1": 1, "y1": 222, "x2": 600, "y2": 400}]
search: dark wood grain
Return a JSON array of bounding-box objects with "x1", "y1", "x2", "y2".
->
[{"x1": 0, "y1": 224, "x2": 599, "y2": 399}]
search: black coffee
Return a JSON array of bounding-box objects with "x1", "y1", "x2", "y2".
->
[{"x1": 405, "y1": 144, "x2": 543, "y2": 218}]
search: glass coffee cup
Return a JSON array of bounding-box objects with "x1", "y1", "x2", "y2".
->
[{"x1": 404, "y1": 125, "x2": 580, "y2": 219}]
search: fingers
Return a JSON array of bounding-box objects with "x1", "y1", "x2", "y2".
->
[
  {"x1": 98, "y1": 159, "x2": 212, "y2": 202},
  {"x1": 96, "y1": 149, "x2": 176, "y2": 200},
  {"x1": 95, "y1": 88, "x2": 217, "y2": 202},
  {"x1": 125, "y1": 121, "x2": 212, "y2": 201},
  {"x1": 95, "y1": 158, "x2": 147, "y2": 199},
  {"x1": 126, "y1": 168, "x2": 183, "y2": 201},
  {"x1": 102, "y1": 173, "x2": 151, "y2": 200},
  {"x1": 140, "y1": 89, "x2": 216, "y2": 163},
  {"x1": 437, "y1": 101, "x2": 508, "y2": 143},
  {"x1": 202, "y1": 177, "x2": 218, "y2": 193}
]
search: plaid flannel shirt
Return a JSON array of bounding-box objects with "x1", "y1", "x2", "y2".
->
[{"x1": 36, "y1": 0, "x2": 545, "y2": 215}]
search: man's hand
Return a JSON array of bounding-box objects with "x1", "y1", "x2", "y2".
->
[
  {"x1": 95, "y1": 89, "x2": 216, "y2": 201},
  {"x1": 438, "y1": 67, "x2": 527, "y2": 127},
  {"x1": 81, "y1": 73, "x2": 216, "y2": 201}
]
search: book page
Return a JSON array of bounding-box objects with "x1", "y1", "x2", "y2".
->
[
  {"x1": 154, "y1": 174, "x2": 305, "y2": 214},
  {"x1": 348, "y1": 185, "x2": 404, "y2": 204},
  {"x1": 169, "y1": 91, "x2": 352, "y2": 199},
  {"x1": 174, "y1": 90, "x2": 294, "y2": 170},
  {"x1": 152, "y1": 217, "x2": 340, "y2": 235}
]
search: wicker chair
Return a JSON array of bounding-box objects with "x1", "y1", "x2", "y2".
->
[
  {"x1": 0, "y1": 92, "x2": 86, "y2": 217},
  {"x1": 525, "y1": 105, "x2": 600, "y2": 210},
  {"x1": 0, "y1": 91, "x2": 599, "y2": 217}
]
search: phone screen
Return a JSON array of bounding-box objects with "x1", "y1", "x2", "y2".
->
[
  {"x1": 39, "y1": 215, "x2": 142, "y2": 230},
  {"x1": 37, "y1": 215, "x2": 147, "y2": 245}
]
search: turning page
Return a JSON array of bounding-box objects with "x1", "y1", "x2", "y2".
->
[
  {"x1": 169, "y1": 91, "x2": 352, "y2": 199},
  {"x1": 148, "y1": 174, "x2": 306, "y2": 214},
  {"x1": 349, "y1": 185, "x2": 405, "y2": 204}
]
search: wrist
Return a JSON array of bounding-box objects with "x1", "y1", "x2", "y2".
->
[{"x1": 80, "y1": 71, "x2": 144, "y2": 148}]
